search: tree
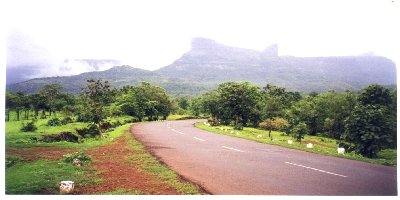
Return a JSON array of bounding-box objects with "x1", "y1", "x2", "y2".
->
[
  {"x1": 259, "y1": 117, "x2": 289, "y2": 137},
  {"x1": 40, "y1": 84, "x2": 63, "y2": 117},
  {"x1": 344, "y1": 85, "x2": 396, "y2": 157},
  {"x1": 292, "y1": 122, "x2": 308, "y2": 142},
  {"x1": 81, "y1": 79, "x2": 112, "y2": 131},
  {"x1": 344, "y1": 105, "x2": 392, "y2": 158},
  {"x1": 216, "y1": 82, "x2": 261, "y2": 125}
]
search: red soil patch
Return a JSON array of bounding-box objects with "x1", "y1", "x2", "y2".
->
[
  {"x1": 75, "y1": 131, "x2": 179, "y2": 194},
  {"x1": 6, "y1": 147, "x2": 77, "y2": 161}
]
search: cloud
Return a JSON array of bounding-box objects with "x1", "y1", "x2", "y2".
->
[{"x1": 6, "y1": 29, "x2": 120, "y2": 84}]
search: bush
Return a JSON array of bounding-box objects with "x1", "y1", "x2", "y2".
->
[
  {"x1": 61, "y1": 117, "x2": 74, "y2": 124},
  {"x1": 21, "y1": 121, "x2": 37, "y2": 132},
  {"x1": 47, "y1": 118, "x2": 62, "y2": 126},
  {"x1": 63, "y1": 150, "x2": 92, "y2": 164},
  {"x1": 6, "y1": 156, "x2": 21, "y2": 168},
  {"x1": 75, "y1": 114, "x2": 91, "y2": 122},
  {"x1": 234, "y1": 123, "x2": 243, "y2": 130},
  {"x1": 41, "y1": 132, "x2": 81, "y2": 143},
  {"x1": 207, "y1": 118, "x2": 220, "y2": 126},
  {"x1": 100, "y1": 120, "x2": 113, "y2": 131},
  {"x1": 75, "y1": 123, "x2": 100, "y2": 138}
]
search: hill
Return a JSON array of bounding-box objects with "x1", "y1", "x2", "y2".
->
[{"x1": 7, "y1": 38, "x2": 397, "y2": 96}]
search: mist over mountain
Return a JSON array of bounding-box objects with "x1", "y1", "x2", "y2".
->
[{"x1": 7, "y1": 38, "x2": 397, "y2": 96}]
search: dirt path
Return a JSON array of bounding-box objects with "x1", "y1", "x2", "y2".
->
[
  {"x1": 76, "y1": 130, "x2": 179, "y2": 194},
  {"x1": 6, "y1": 146, "x2": 77, "y2": 161}
]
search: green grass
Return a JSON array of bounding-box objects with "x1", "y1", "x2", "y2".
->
[
  {"x1": 5, "y1": 159, "x2": 99, "y2": 194},
  {"x1": 102, "y1": 189, "x2": 144, "y2": 195},
  {"x1": 195, "y1": 123, "x2": 397, "y2": 166},
  {"x1": 5, "y1": 116, "x2": 136, "y2": 148},
  {"x1": 127, "y1": 135, "x2": 202, "y2": 194}
]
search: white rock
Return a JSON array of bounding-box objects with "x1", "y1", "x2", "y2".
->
[
  {"x1": 288, "y1": 140, "x2": 293, "y2": 144},
  {"x1": 337, "y1": 147, "x2": 345, "y2": 154},
  {"x1": 307, "y1": 143, "x2": 313, "y2": 148},
  {"x1": 257, "y1": 135, "x2": 262, "y2": 138},
  {"x1": 60, "y1": 181, "x2": 74, "y2": 194},
  {"x1": 72, "y1": 158, "x2": 82, "y2": 166}
]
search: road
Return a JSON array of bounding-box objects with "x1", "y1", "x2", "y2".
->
[{"x1": 130, "y1": 119, "x2": 397, "y2": 195}]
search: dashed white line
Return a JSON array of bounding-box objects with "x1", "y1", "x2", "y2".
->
[
  {"x1": 222, "y1": 146, "x2": 244, "y2": 152},
  {"x1": 193, "y1": 137, "x2": 205, "y2": 142},
  {"x1": 285, "y1": 162, "x2": 348, "y2": 178}
]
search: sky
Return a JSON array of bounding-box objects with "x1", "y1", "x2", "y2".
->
[{"x1": 3, "y1": 0, "x2": 400, "y2": 82}]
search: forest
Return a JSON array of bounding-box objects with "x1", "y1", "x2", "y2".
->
[{"x1": 6, "y1": 79, "x2": 397, "y2": 159}]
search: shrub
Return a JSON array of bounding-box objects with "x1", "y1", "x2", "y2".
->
[
  {"x1": 100, "y1": 120, "x2": 113, "y2": 131},
  {"x1": 75, "y1": 123, "x2": 100, "y2": 138},
  {"x1": 61, "y1": 117, "x2": 74, "y2": 124},
  {"x1": 75, "y1": 114, "x2": 91, "y2": 122},
  {"x1": 207, "y1": 118, "x2": 220, "y2": 126},
  {"x1": 6, "y1": 156, "x2": 21, "y2": 168},
  {"x1": 47, "y1": 118, "x2": 62, "y2": 126},
  {"x1": 234, "y1": 123, "x2": 243, "y2": 130},
  {"x1": 291, "y1": 122, "x2": 308, "y2": 142},
  {"x1": 21, "y1": 121, "x2": 37, "y2": 132},
  {"x1": 41, "y1": 132, "x2": 81, "y2": 143},
  {"x1": 63, "y1": 150, "x2": 92, "y2": 164}
]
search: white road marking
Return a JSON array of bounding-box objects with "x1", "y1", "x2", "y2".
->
[
  {"x1": 285, "y1": 162, "x2": 348, "y2": 178},
  {"x1": 170, "y1": 128, "x2": 185, "y2": 134},
  {"x1": 222, "y1": 146, "x2": 244, "y2": 152},
  {"x1": 193, "y1": 137, "x2": 205, "y2": 142}
]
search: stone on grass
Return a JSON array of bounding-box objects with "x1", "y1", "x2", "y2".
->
[
  {"x1": 288, "y1": 140, "x2": 293, "y2": 144},
  {"x1": 306, "y1": 143, "x2": 313, "y2": 148},
  {"x1": 337, "y1": 147, "x2": 345, "y2": 154},
  {"x1": 60, "y1": 181, "x2": 74, "y2": 194},
  {"x1": 73, "y1": 158, "x2": 82, "y2": 166}
]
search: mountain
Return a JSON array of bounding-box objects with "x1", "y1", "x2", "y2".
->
[
  {"x1": 155, "y1": 37, "x2": 396, "y2": 92},
  {"x1": 7, "y1": 37, "x2": 397, "y2": 96}
]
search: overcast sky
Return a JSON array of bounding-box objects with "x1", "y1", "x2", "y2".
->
[{"x1": 4, "y1": 0, "x2": 400, "y2": 81}]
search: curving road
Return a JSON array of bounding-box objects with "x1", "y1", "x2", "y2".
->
[{"x1": 131, "y1": 119, "x2": 397, "y2": 195}]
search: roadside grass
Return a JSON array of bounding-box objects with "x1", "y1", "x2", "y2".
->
[
  {"x1": 102, "y1": 189, "x2": 144, "y2": 195},
  {"x1": 5, "y1": 159, "x2": 99, "y2": 194},
  {"x1": 5, "y1": 115, "x2": 136, "y2": 148},
  {"x1": 127, "y1": 134, "x2": 202, "y2": 194},
  {"x1": 195, "y1": 123, "x2": 397, "y2": 166},
  {"x1": 167, "y1": 114, "x2": 203, "y2": 121}
]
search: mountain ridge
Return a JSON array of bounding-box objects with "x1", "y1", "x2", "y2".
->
[{"x1": 7, "y1": 38, "x2": 397, "y2": 96}]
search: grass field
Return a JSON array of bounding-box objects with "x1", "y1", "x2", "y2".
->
[
  {"x1": 5, "y1": 114, "x2": 202, "y2": 194},
  {"x1": 195, "y1": 123, "x2": 396, "y2": 166}
]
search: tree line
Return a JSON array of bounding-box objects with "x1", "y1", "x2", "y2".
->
[
  {"x1": 188, "y1": 82, "x2": 396, "y2": 158},
  {"x1": 6, "y1": 79, "x2": 396, "y2": 158}
]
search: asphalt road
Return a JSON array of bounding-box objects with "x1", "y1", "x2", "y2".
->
[{"x1": 131, "y1": 119, "x2": 397, "y2": 195}]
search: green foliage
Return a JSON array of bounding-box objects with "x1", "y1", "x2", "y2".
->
[
  {"x1": 292, "y1": 122, "x2": 308, "y2": 142},
  {"x1": 61, "y1": 116, "x2": 74, "y2": 124},
  {"x1": 75, "y1": 123, "x2": 101, "y2": 138},
  {"x1": 63, "y1": 150, "x2": 92, "y2": 163},
  {"x1": 47, "y1": 118, "x2": 62, "y2": 126},
  {"x1": 344, "y1": 85, "x2": 396, "y2": 158},
  {"x1": 115, "y1": 82, "x2": 172, "y2": 121},
  {"x1": 20, "y1": 120, "x2": 37, "y2": 132},
  {"x1": 233, "y1": 123, "x2": 244, "y2": 130},
  {"x1": 344, "y1": 105, "x2": 393, "y2": 158},
  {"x1": 6, "y1": 156, "x2": 22, "y2": 168},
  {"x1": 80, "y1": 79, "x2": 112, "y2": 127},
  {"x1": 41, "y1": 132, "x2": 81, "y2": 143}
]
